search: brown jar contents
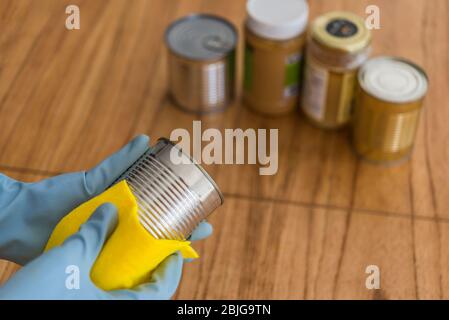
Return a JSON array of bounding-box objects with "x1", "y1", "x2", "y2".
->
[{"x1": 243, "y1": 0, "x2": 309, "y2": 115}]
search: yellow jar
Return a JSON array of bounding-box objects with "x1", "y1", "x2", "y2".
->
[
  {"x1": 302, "y1": 11, "x2": 371, "y2": 129},
  {"x1": 243, "y1": 0, "x2": 309, "y2": 115}
]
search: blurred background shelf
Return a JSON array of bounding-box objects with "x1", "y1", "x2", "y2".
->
[{"x1": 0, "y1": 0, "x2": 448, "y2": 299}]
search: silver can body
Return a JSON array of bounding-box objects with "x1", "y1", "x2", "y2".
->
[
  {"x1": 118, "y1": 138, "x2": 224, "y2": 240},
  {"x1": 165, "y1": 14, "x2": 237, "y2": 113}
]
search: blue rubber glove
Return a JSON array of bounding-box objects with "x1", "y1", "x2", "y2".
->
[
  {"x1": 0, "y1": 135, "x2": 150, "y2": 265},
  {"x1": 0, "y1": 203, "x2": 211, "y2": 300},
  {"x1": 0, "y1": 204, "x2": 213, "y2": 300}
]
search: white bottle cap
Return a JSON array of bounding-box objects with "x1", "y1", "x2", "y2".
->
[
  {"x1": 359, "y1": 56, "x2": 428, "y2": 103},
  {"x1": 246, "y1": 0, "x2": 309, "y2": 41}
]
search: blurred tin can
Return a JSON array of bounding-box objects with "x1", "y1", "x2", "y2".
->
[
  {"x1": 352, "y1": 56, "x2": 429, "y2": 164},
  {"x1": 118, "y1": 138, "x2": 224, "y2": 240},
  {"x1": 165, "y1": 14, "x2": 237, "y2": 114},
  {"x1": 302, "y1": 11, "x2": 371, "y2": 129}
]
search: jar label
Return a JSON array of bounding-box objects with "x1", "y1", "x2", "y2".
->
[
  {"x1": 284, "y1": 52, "x2": 302, "y2": 98},
  {"x1": 337, "y1": 71, "x2": 356, "y2": 123},
  {"x1": 302, "y1": 59, "x2": 328, "y2": 120}
]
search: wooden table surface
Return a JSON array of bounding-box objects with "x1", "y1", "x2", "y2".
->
[{"x1": 0, "y1": 0, "x2": 448, "y2": 299}]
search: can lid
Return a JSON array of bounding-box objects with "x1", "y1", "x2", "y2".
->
[
  {"x1": 359, "y1": 56, "x2": 429, "y2": 103},
  {"x1": 311, "y1": 11, "x2": 371, "y2": 53},
  {"x1": 165, "y1": 14, "x2": 237, "y2": 61},
  {"x1": 246, "y1": 0, "x2": 308, "y2": 41}
]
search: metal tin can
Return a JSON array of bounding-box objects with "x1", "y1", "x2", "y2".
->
[
  {"x1": 352, "y1": 56, "x2": 429, "y2": 164},
  {"x1": 117, "y1": 138, "x2": 224, "y2": 240},
  {"x1": 243, "y1": 0, "x2": 309, "y2": 115},
  {"x1": 165, "y1": 14, "x2": 237, "y2": 114},
  {"x1": 302, "y1": 11, "x2": 371, "y2": 129}
]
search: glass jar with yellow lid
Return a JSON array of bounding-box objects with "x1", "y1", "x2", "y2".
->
[
  {"x1": 302, "y1": 11, "x2": 372, "y2": 129},
  {"x1": 243, "y1": 0, "x2": 309, "y2": 116}
]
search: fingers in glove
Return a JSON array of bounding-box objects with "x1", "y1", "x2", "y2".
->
[
  {"x1": 189, "y1": 221, "x2": 213, "y2": 242},
  {"x1": 26, "y1": 135, "x2": 149, "y2": 227},
  {"x1": 61, "y1": 203, "x2": 118, "y2": 265},
  {"x1": 84, "y1": 135, "x2": 149, "y2": 196},
  {"x1": 112, "y1": 252, "x2": 183, "y2": 300}
]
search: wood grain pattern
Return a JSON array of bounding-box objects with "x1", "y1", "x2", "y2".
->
[
  {"x1": 0, "y1": 0, "x2": 448, "y2": 299},
  {"x1": 0, "y1": 260, "x2": 19, "y2": 287},
  {"x1": 176, "y1": 201, "x2": 449, "y2": 299}
]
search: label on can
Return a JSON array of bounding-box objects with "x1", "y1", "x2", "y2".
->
[
  {"x1": 302, "y1": 59, "x2": 328, "y2": 120},
  {"x1": 244, "y1": 46, "x2": 302, "y2": 99},
  {"x1": 284, "y1": 52, "x2": 302, "y2": 98}
]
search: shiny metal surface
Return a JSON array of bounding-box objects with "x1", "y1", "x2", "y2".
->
[
  {"x1": 166, "y1": 14, "x2": 237, "y2": 113},
  {"x1": 165, "y1": 14, "x2": 237, "y2": 61},
  {"x1": 118, "y1": 138, "x2": 223, "y2": 240}
]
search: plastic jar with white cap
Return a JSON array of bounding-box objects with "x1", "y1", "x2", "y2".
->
[{"x1": 243, "y1": 0, "x2": 309, "y2": 115}]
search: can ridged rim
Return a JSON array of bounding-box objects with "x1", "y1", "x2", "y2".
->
[
  {"x1": 127, "y1": 150, "x2": 206, "y2": 240},
  {"x1": 358, "y1": 56, "x2": 429, "y2": 105},
  {"x1": 165, "y1": 13, "x2": 238, "y2": 62},
  {"x1": 157, "y1": 137, "x2": 225, "y2": 205}
]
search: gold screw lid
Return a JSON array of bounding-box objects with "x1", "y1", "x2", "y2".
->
[{"x1": 310, "y1": 11, "x2": 371, "y2": 54}]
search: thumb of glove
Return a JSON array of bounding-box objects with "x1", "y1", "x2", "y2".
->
[
  {"x1": 84, "y1": 135, "x2": 149, "y2": 196},
  {"x1": 60, "y1": 203, "x2": 118, "y2": 266}
]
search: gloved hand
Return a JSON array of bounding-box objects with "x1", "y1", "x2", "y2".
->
[
  {"x1": 0, "y1": 203, "x2": 213, "y2": 300},
  {"x1": 0, "y1": 135, "x2": 150, "y2": 265}
]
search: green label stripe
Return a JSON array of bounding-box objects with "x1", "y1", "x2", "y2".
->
[{"x1": 285, "y1": 54, "x2": 302, "y2": 87}]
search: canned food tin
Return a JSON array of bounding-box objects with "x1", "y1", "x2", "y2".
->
[
  {"x1": 352, "y1": 56, "x2": 429, "y2": 164},
  {"x1": 302, "y1": 11, "x2": 371, "y2": 129},
  {"x1": 117, "y1": 138, "x2": 224, "y2": 240},
  {"x1": 165, "y1": 14, "x2": 237, "y2": 114}
]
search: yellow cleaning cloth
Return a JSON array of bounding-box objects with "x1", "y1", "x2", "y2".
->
[{"x1": 45, "y1": 180, "x2": 198, "y2": 291}]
